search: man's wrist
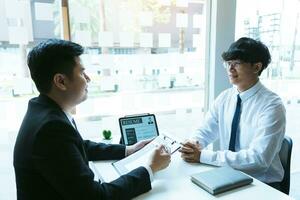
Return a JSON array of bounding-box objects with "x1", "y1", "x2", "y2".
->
[
  {"x1": 125, "y1": 146, "x2": 135, "y2": 156},
  {"x1": 198, "y1": 150, "x2": 201, "y2": 162},
  {"x1": 125, "y1": 146, "x2": 130, "y2": 157},
  {"x1": 149, "y1": 163, "x2": 157, "y2": 173}
]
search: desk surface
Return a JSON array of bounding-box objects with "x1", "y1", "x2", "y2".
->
[{"x1": 93, "y1": 152, "x2": 293, "y2": 200}]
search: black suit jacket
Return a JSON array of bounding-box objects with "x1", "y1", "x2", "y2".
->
[{"x1": 13, "y1": 95, "x2": 151, "y2": 200}]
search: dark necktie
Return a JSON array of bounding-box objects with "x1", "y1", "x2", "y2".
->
[
  {"x1": 229, "y1": 94, "x2": 242, "y2": 151},
  {"x1": 71, "y1": 118, "x2": 78, "y2": 130}
]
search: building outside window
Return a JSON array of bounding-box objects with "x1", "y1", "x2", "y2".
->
[
  {"x1": 0, "y1": 0, "x2": 62, "y2": 198},
  {"x1": 67, "y1": 0, "x2": 207, "y2": 140},
  {"x1": 236, "y1": 0, "x2": 300, "y2": 176}
]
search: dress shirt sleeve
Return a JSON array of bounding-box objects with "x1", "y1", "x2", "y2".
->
[
  {"x1": 143, "y1": 165, "x2": 154, "y2": 182},
  {"x1": 200, "y1": 103, "x2": 286, "y2": 172},
  {"x1": 193, "y1": 92, "x2": 225, "y2": 148}
]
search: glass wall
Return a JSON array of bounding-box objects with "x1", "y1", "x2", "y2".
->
[
  {"x1": 0, "y1": 0, "x2": 206, "y2": 196},
  {"x1": 0, "y1": 1, "x2": 207, "y2": 198},
  {"x1": 0, "y1": 1, "x2": 62, "y2": 199},
  {"x1": 236, "y1": 0, "x2": 300, "y2": 172},
  {"x1": 67, "y1": 0, "x2": 207, "y2": 141},
  {"x1": 0, "y1": 0, "x2": 62, "y2": 130},
  {"x1": 0, "y1": 0, "x2": 207, "y2": 140}
]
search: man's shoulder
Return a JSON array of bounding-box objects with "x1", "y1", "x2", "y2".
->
[
  {"x1": 30, "y1": 113, "x2": 77, "y2": 151},
  {"x1": 28, "y1": 95, "x2": 66, "y2": 119},
  {"x1": 20, "y1": 98, "x2": 71, "y2": 139},
  {"x1": 29, "y1": 105, "x2": 66, "y2": 125},
  {"x1": 253, "y1": 85, "x2": 285, "y2": 115},
  {"x1": 258, "y1": 85, "x2": 284, "y2": 105}
]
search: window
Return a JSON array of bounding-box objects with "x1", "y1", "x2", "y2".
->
[
  {"x1": 236, "y1": 0, "x2": 300, "y2": 172},
  {"x1": 0, "y1": 0, "x2": 62, "y2": 115},
  {"x1": 0, "y1": 2, "x2": 208, "y2": 198},
  {"x1": 68, "y1": 0, "x2": 207, "y2": 141},
  {"x1": 0, "y1": 0, "x2": 62, "y2": 198},
  {"x1": 0, "y1": 0, "x2": 62, "y2": 132}
]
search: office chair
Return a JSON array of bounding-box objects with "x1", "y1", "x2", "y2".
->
[{"x1": 278, "y1": 136, "x2": 293, "y2": 195}]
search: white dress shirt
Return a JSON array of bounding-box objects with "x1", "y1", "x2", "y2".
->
[{"x1": 194, "y1": 81, "x2": 286, "y2": 183}]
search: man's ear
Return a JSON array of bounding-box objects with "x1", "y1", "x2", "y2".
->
[
  {"x1": 53, "y1": 73, "x2": 67, "y2": 91},
  {"x1": 253, "y1": 62, "x2": 263, "y2": 74}
]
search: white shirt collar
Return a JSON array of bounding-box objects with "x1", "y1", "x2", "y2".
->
[
  {"x1": 63, "y1": 111, "x2": 74, "y2": 125},
  {"x1": 234, "y1": 80, "x2": 263, "y2": 102}
]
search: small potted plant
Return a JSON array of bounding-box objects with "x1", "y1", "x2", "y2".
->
[{"x1": 102, "y1": 129, "x2": 112, "y2": 140}]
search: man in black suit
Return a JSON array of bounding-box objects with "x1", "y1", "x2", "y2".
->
[{"x1": 13, "y1": 39, "x2": 171, "y2": 200}]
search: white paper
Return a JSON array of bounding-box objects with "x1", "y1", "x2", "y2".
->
[
  {"x1": 112, "y1": 135, "x2": 181, "y2": 175},
  {"x1": 139, "y1": 33, "x2": 153, "y2": 47},
  {"x1": 8, "y1": 26, "x2": 28, "y2": 44},
  {"x1": 34, "y1": 2, "x2": 53, "y2": 21},
  {"x1": 98, "y1": 32, "x2": 114, "y2": 47},
  {"x1": 139, "y1": 11, "x2": 153, "y2": 27},
  {"x1": 92, "y1": 161, "x2": 120, "y2": 183},
  {"x1": 176, "y1": 13, "x2": 188, "y2": 28},
  {"x1": 158, "y1": 33, "x2": 171, "y2": 48},
  {"x1": 73, "y1": 30, "x2": 92, "y2": 46},
  {"x1": 176, "y1": 0, "x2": 189, "y2": 7},
  {"x1": 119, "y1": 32, "x2": 134, "y2": 47},
  {"x1": 124, "y1": 146, "x2": 153, "y2": 171}
]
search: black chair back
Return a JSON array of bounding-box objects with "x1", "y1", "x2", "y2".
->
[{"x1": 278, "y1": 136, "x2": 293, "y2": 195}]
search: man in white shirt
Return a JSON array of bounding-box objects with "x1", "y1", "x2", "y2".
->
[{"x1": 179, "y1": 37, "x2": 286, "y2": 188}]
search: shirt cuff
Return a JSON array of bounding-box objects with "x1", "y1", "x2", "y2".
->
[
  {"x1": 200, "y1": 149, "x2": 216, "y2": 165},
  {"x1": 125, "y1": 147, "x2": 128, "y2": 157},
  {"x1": 144, "y1": 165, "x2": 154, "y2": 182}
]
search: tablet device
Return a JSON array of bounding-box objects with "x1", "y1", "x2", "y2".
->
[{"x1": 119, "y1": 113, "x2": 159, "y2": 145}]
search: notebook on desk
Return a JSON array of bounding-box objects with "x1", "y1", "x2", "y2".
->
[{"x1": 191, "y1": 166, "x2": 253, "y2": 195}]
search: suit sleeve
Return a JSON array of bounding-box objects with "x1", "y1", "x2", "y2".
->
[
  {"x1": 83, "y1": 140, "x2": 126, "y2": 161},
  {"x1": 193, "y1": 91, "x2": 225, "y2": 148},
  {"x1": 33, "y1": 120, "x2": 151, "y2": 200}
]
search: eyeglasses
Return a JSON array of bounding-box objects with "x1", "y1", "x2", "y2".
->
[{"x1": 223, "y1": 60, "x2": 244, "y2": 69}]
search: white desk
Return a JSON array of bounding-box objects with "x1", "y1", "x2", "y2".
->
[{"x1": 93, "y1": 152, "x2": 293, "y2": 200}]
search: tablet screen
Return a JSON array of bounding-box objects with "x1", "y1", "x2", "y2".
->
[{"x1": 119, "y1": 114, "x2": 159, "y2": 145}]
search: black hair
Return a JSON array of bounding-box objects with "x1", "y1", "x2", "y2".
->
[
  {"x1": 222, "y1": 37, "x2": 271, "y2": 75},
  {"x1": 27, "y1": 39, "x2": 84, "y2": 94}
]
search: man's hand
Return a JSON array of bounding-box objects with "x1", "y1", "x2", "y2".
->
[
  {"x1": 148, "y1": 145, "x2": 171, "y2": 173},
  {"x1": 179, "y1": 140, "x2": 201, "y2": 163},
  {"x1": 126, "y1": 138, "x2": 154, "y2": 156}
]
